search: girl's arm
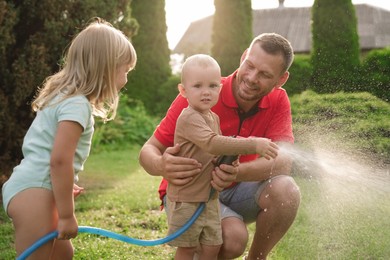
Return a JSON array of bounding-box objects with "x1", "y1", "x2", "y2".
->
[{"x1": 50, "y1": 120, "x2": 83, "y2": 240}]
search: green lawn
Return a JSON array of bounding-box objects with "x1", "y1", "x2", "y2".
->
[{"x1": 1, "y1": 145, "x2": 389, "y2": 259}]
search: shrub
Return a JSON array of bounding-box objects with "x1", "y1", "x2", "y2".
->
[
  {"x1": 291, "y1": 90, "x2": 390, "y2": 161},
  {"x1": 284, "y1": 55, "x2": 312, "y2": 97},
  {"x1": 154, "y1": 75, "x2": 181, "y2": 117},
  {"x1": 360, "y1": 48, "x2": 390, "y2": 102},
  {"x1": 92, "y1": 98, "x2": 159, "y2": 151},
  {"x1": 311, "y1": 0, "x2": 360, "y2": 93}
]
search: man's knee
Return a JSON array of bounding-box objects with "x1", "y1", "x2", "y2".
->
[
  {"x1": 281, "y1": 176, "x2": 300, "y2": 206},
  {"x1": 260, "y1": 176, "x2": 301, "y2": 209}
]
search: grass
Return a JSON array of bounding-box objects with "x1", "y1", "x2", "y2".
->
[
  {"x1": 71, "y1": 146, "x2": 174, "y2": 259},
  {"x1": 2, "y1": 145, "x2": 389, "y2": 259}
]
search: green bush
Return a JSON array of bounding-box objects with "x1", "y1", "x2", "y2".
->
[
  {"x1": 291, "y1": 90, "x2": 390, "y2": 160},
  {"x1": 92, "y1": 98, "x2": 159, "y2": 151},
  {"x1": 154, "y1": 74, "x2": 181, "y2": 117},
  {"x1": 284, "y1": 55, "x2": 312, "y2": 97},
  {"x1": 360, "y1": 48, "x2": 390, "y2": 102},
  {"x1": 311, "y1": 0, "x2": 360, "y2": 93}
]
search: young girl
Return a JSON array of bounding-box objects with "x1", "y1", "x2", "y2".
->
[{"x1": 2, "y1": 18, "x2": 137, "y2": 259}]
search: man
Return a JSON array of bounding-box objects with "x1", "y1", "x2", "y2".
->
[{"x1": 139, "y1": 33, "x2": 301, "y2": 260}]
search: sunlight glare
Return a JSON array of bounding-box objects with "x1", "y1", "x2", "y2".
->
[{"x1": 165, "y1": 0, "x2": 215, "y2": 50}]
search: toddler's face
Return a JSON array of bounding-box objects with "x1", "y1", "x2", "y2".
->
[{"x1": 181, "y1": 64, "x2": 221, "y2": 113}]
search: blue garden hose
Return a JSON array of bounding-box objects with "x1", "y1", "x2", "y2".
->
[{"x1": 17, "y1": 202, "x2": 205, "y2": 260}]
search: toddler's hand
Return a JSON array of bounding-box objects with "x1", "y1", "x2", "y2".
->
[
  {"x1": 255, "y1": 138, "x2": 279, "y2": 160},
  {"x1": 73, "y1": 184, "x2": 85, "y2": 198}
]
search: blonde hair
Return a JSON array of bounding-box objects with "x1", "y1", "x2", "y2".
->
[
  {"x1": 32, "y1": 18, "x2": 137, "y2": 121},
  {"x1": 181, "y1": 54, "x2": 221, "y2": 83}
]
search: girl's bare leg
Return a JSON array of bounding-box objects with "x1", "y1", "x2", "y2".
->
[{"x1": 7, "y1": 188, "x2": 73, "y2": 259}]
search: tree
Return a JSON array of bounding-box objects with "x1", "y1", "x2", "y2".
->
[
  {"x1": 212, "y1": 0, "x2": 252, "y2": 76},
  {"x1": 127, "y1": 0, "x2": 171, "y2": 115},
  {"x1": 0, "y1": 0, "x2": 137, "y2": 183},
  {"x1": 311, "y1": 0, "x2": 360, "y2": 93}
]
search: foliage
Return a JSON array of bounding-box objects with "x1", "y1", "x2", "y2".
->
[
  {"x1": 359, "y1": 47, "x2": 390, "y2": 102},
  {"x1": 311, "y1": 0, "x2": 360, "y2": 93},
  {"x1": 91, "y1": 97, "x2": 160, "y2": 151},
  {"x1": 154, "y1": 74, "x2": 181, "y2": 118},
  {"x1": 291, "y1": 90, "x2": 390, "y2": 160},
  {"x1": 212, "y1": 0, "x2": 252, "y2": 76},
  {"x1": 283, "y1": 54, "x2": 312, "y2": 97},
  {"x1": 127, "y1": 0, "x2": 172, "y2": 115},
  {"x1": 0, "y1": 0, "x2": 137, "y2": 184},
  {"x1": 285, "y1": 49, "x2": 390, "y2": 101}
]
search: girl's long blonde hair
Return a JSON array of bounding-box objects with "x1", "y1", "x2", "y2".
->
[{"x1": 32, "y1": 18, "x2": 137, "y2": 122}]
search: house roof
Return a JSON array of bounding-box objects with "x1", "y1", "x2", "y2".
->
[{"x1": 173, "y1": 4, "x2": 390, "y2": 54}]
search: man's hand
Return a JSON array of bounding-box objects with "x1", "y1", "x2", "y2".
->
[{"x1": 161, "y1": 143, "x2": 202, "y2": 186}]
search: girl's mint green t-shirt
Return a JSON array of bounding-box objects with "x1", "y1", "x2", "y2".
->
[{"x1": 2, "y1": 95, "x2": 94, "y2": 211}]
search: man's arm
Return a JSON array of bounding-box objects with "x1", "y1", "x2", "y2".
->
[
  {"x1": 234, "y1": 141, "x2": 293, "y2": 182},
  {"x1": 139, "y1": 135, "x2": 202, "y2": 186},
  {"x1": 139, "y1": 135, "x2": 239, "y2": 189}
]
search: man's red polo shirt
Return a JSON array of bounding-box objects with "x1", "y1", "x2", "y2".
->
[{"x1": 154, "y1": 70, "x2": 294, "y2": 201}]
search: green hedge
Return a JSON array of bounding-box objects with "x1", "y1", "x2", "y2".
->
[
  {"x1": 291, "y1": 90, "x2": 390, "y2": 160},
  {"x1": 284, "y1": 55, "x2": 312, "y2": 97},
  {"x1": 360, "y1": 48, "x2": 390, "y2": 102},
  {"x1": 92, "y1": 98, "x2": 159, "y2": 151}
]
